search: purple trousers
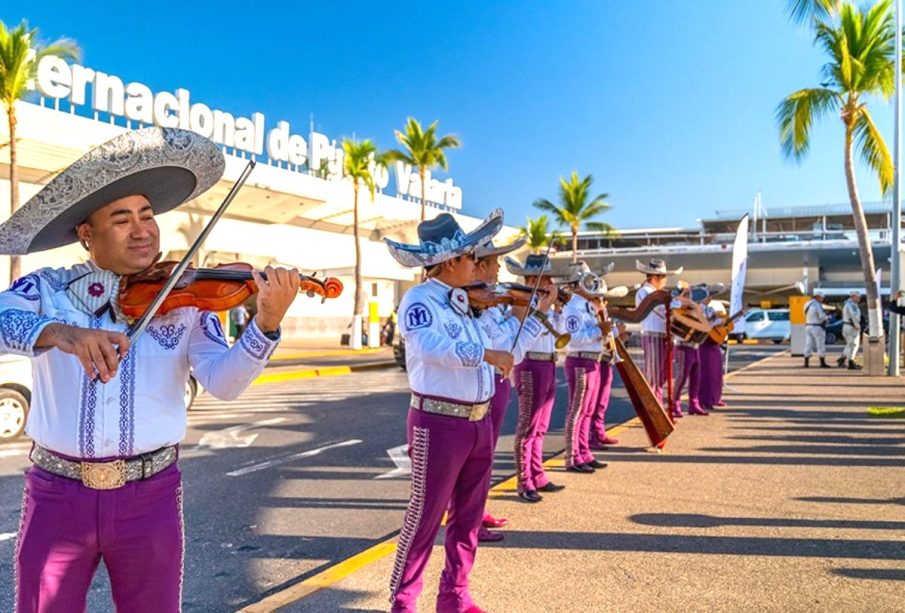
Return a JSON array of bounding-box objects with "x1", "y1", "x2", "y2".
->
[
  {"x1": 389, "y1": 408, "x2": 494, "y2": 613},
  {"x1": 513, "y1": 360, "x2": 556, "y2": 492},
  {"x1": 564, "y1": 356, "x2": 600, "y2": 467},
  {"x1": 16, "y1": 463, "x2": 183, "y2": 613},
  {"x1": 590, "y1": 361, "x2": 614, "y2": 443},
  {"x1": 641, "y1": 333, "x2": 670, "y2": 403},
  {"x1": 698, "y1": 340, "x2": 724, "y2": 408},
  {"x1": 489, "y1": 374, "x2": 511, "y2": 443},
  {"x1": 674, "y1": 344, "x2": 702, "y2": 411}
]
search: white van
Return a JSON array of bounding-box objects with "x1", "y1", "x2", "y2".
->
[{"x1": 741, "y1": 309, "x2": 791, "y2": 343}]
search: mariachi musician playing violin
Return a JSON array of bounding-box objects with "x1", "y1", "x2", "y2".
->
[
  {"x1": 384, "y1": 210, "x2": 522, "y2": 613},
  {"x1": 470, "y1": 238, "x2": 557, "y2": 541},
  {"x1": 0, "y1": 128, "x2": 303, "y2": 612},
  {"x1": 505, "y1": 253, "x2": 568, "y2": 503}
]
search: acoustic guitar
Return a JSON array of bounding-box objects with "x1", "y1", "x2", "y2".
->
[{"x1": 707, "y1": 309, "x2": 746, "y2": 344}]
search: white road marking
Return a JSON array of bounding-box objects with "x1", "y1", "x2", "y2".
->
[
  {"x1": 188, "y1": 417, "x2": 286, "y2": 451},
  {"x1": 0, "y1": 449, "x2": 28, "y2": 459},
  {"x1": 0, "y1": 532, "x2": 17, "y2": 542},
  {"x1": 226, "y1": 439, "x2": 363, "y2": 477},
  {"x1": 374, "y1": 444, "x2": 410, "y2": 480}
]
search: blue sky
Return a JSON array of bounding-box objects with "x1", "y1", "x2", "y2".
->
[{"x1": 4, "y1": 1, "x2": 897, "y2": 230}]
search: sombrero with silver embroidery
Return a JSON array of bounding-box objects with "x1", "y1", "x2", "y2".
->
[
  {"x1": 474, "y1": 235, "x2": 526, "y2": 259},
  {"x1": 0, "y1": 127, "x2": 225, "y2": 255},
  {"x1": 505, "y1": 253, "x2": 553, "y2": 277},
  {"x1": 384, "y1": 209, "x2": 504, "y2": 268},
  {"x1": 636, "y1": 258, "x2": 683, "y2": 276},
  {"x1": 555, "y1": 260, "x2": 615, "y2": 284}
]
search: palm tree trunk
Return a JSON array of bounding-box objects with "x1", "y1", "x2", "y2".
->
[
  {"x1": 571, "y1": 224, "x2": 578, "y2": 263},
  {"x1": 8, "y1": 104, "x2": 20, "y2": 282},
  {"x1": 419, "y1": 166, "x2": 427, "y2": 221},
  {"x1": 844, "y1": 122, "x2": 882, "y2": 339},
  {"x1": 353, "y1": 182, "x2": 363, "y2": 348}
]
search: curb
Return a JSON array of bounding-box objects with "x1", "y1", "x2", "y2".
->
[{"x1": 252, "y1": 360, "x2": 397, "y2": 385}]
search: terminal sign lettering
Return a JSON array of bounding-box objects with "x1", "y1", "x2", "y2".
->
[{"x1": 29, "y1": 55, "x2": 463, "y2": 209}]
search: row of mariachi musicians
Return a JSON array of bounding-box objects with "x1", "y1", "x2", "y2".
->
[{"x1": 382, "y1": 209, "x2": 731, "y2": 613}]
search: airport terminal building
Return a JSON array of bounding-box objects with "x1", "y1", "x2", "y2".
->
[{"x1": 0, "y1": 53, "x2": 520, "y2": 342}]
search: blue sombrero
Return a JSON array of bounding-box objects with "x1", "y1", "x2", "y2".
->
[
  {"x1": 475, "y1": 235, "x2": 526, "y2": 259},
  {"x1": 384, "y1": 209, "x2": 504, "y2": 268},
  {"x1": 505, "y1": 254, "x2": 553, "y2": 277}
]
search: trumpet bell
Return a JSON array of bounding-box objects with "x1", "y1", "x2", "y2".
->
[{"x1": 555, "y1": 333, "x2": 571, "y2": 350}]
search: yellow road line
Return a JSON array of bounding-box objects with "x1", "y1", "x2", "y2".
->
[
  {"x1": 271, "y1": 348, "x2": 384, "y2": 361},
  {"x1": 236, "y1": 350, "x2": 776, "y2": 611},
  {"x1": 236, "y1": 540, "x2": 399, "y2": 612},
  {"x1": 252, "y1": 366, "x2": 352, "y2": 385}
]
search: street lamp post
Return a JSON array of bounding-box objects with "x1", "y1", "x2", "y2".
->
[{"x1": 889, "y1": 0, "x2": 903, "y2": 376}]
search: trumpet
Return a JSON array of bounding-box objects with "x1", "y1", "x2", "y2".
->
[{"x1": 531, "y1": 309, "x2": 571, "y2": 349}]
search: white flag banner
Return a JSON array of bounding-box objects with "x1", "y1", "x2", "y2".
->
[{"x1": 730, "y1": 215, "x2": 750, "y2": 335}]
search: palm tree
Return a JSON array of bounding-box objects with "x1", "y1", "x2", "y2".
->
[
  {"x1": 777, "y1": 0, "x2": 896, "y2": 338},
  {"x1": 342, "y1": 138, "x2": 384, "y2": 349},
  {"x1": 0, "y1": 20, "x2": 78, "y2": 281},
  {"x1": 785, "y1": 0, "x2": 840, "y2": 25},
  {"x1": 533, "y1": 171, "x2": 612, "y2": 262},
  {"x1": 519, "y1": 215, "x2": 552, "y2": 254},
  {"x1": 384, "y1": 117, "x2": 460, "y2": 220}
]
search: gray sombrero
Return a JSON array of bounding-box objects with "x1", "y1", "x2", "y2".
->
[
  {"x1": 636, "y1": 258, "x2": 683, "y2": 276},
  {"x1": 555, "y1": 260, "x2": 615, "y2": 284},
  {"x1": 384, "y1": 209, "x2": 504, "y2": 268},
  {"x1": 0, "y1": 127, "x2": 225, "y2": 255},
  {"x1": 505, "y1": 253, "x2": 553, "y2": 277},
  {"x1": 474, "y1": 235, "x2": 526, "y2": 259}
]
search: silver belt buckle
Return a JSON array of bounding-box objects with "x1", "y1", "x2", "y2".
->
[{"x1": 81, "y1": 460, "x2": 127, "y2": 490}]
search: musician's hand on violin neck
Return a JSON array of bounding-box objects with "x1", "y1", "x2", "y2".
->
[
  {"x1": 252, "y1": 266, "x2": 301, "y2": 333},
  {"x1": 36, "y1": 323, "x2": 129, "y2": 383},
  {"x1": 484, "y1": 349, "x2": 514, "y2": 378},
  {"x1": 536, "y1": 283, "x2": 558, "y2": 312}
]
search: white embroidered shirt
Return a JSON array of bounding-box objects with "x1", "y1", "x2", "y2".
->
[
  {"x1": 0, "y1": 263, "x2": 280, "y2": 458},
  {"x1": 562, "y1": 294, "x2": 603, "y2": 353},
  {"x1": 636, "y1": 282, "x2": 667, "y2": 334}
]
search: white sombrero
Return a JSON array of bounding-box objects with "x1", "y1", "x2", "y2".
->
[
  {"x1": 474, "y1": 235, "x2": 526, "y2": 259},
  {"x1": 636, "y1": 258, "x2": 683, "y2": 276},
  {"x1": 384, "y1": 209, "x2": 504, "y2": 268},
  {"x1": 0, "y1": 127, "x2": 225, "y2": 255}
]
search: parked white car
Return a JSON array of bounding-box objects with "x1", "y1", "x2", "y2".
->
[
  {"x1": 0, "y1": 354, "x2": 199, "y2": 443},
  {"x1": 0, "y1": 355, "x2": 32, "y2": 441},
  {"x1": 740, "y1": 308, "x2": 791, "y2": 343}
]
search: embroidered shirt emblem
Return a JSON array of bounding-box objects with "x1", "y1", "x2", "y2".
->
[
  {"x1": 449, "y1": 288, "x2": 470, "y2": 316},
  {"x1": 444, "y1": 322, "x2": 462, "y2": 339},
  {"x1": 566, "y1": 315, "x2": 580, "y2": 333},
  {"x1": 405, "y1": 302, "x2": 433, "y2": 330},
  {"x1": 88, "y1": 282, "x2": 105, "y2": 298}
]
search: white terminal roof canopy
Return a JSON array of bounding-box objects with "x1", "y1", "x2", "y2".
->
[{"x1": 0, "y1": 101, "x2": 511, "y2": 246}]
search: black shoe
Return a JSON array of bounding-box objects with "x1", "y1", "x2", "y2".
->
[
  {"x1": 518, "y1": 489, "x2": 543, "y2": 503},
  {"x1": 837, "y1": 356, "x2": 847, "y2": 367},
  {"x1": 537, "y1": 482, "x2": 566, "y2": 493},
  {"x1": 566, "y1": 463, "x2": 595, "y2": 474},
  {"x1": 585, "y1": 459, "x2": 608, "y2": 469},
  {"x1": 848, "y1": 360, "x2": 863, "y2": 370},
  {"x1": 804, "y1": 358, "x2": 810, "y2": 368},
  {"x1": 819, "y1": 358, "x2": 831, "y2": 368}
]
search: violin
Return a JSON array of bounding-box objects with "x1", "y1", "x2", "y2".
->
[
  {"x1": 117, "y1": 261, "x2": 344, "y2": 321},
  {"x1": 463, "y1": 282, "x2": 571, "y2": 349}
]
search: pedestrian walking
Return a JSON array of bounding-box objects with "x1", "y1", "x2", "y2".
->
[
  {"x1": 804, "y1": 291, "x2": 830, "y2": 368},
  {"x1": 837, "y1": 291, "x2": 863, "y2": 370}
]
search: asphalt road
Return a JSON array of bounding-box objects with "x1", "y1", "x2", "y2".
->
[{"x1": 0, "y1": 344, "x2": 783, "y2": 612}]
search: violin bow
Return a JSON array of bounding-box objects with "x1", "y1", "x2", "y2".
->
[
  {"x1": 125, "y1": 161, "x2": 256, "y2": 348},
  {"x1": 508, "y1": 238, "x2": 555, "y2": 353}
]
